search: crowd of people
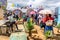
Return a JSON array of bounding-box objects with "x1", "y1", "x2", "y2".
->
[{"x1": 3, "y1": 8, "x2": 58, "y2": 37}]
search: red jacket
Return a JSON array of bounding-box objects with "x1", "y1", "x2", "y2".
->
[{"x1": 42, "y1": 17, "x2": 54, "y2": 23}]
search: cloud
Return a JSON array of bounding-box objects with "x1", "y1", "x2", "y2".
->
[
  {"x1": 44, "y1": 2, "x2": 60, "y2": 8},
  {"x1": 26, "y1": 0, "x2": 60, "y2": 9},
  {"x1": 42, "y1": 0, "x2": 60, "y2": 10},
  {"x1": 44, "y1": 0, "x2": 60, "y2": 6},
  {"x1": 7, "y1": 0, "x2": 60, "y2": 9},
  {"x1": 27, "y1": 0, "x2": 45, "y2": 8}
]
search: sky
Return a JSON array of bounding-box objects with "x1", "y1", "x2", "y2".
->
[
  {"x1": 6, "y1": 0, "x2": 60, "y2": 8},
  {"x1": 6, "y1": 0, "x2": 60, "y2": 11},
  {"x1": 43, "y1": 0, "x2": 60, "y2": 11},
  {"x1": 43, "y1": 0, "x2": 60, "y2": 8},
  {"x1": 28, "y1": 0, "x2": 60, "y2": 8},
  {"x1": 26, "y1": 0, "x2": 60, "y2": 11}
]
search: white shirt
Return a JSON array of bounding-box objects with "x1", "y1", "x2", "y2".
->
[
  {"x1": 8, "y1": 15, "x2": 15, "y2": 22},
  {"x1": 38, "y1": 15, "x2": 42, "y2": 19}
]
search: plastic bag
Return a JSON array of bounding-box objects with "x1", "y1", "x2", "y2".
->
[{"x1": 45, "y1": 30, "x2": 53, "y2": 37}]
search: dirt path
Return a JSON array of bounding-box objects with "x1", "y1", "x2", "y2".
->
[
  {"x1": 0, "y1": 25, "x2": 60, "y2": 40},
  {"x1": 0, "y1": 35, "x2": 9, "y2": 40}
]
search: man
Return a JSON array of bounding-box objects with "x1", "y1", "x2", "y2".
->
[
  {"x1": 35, "y1": 13, "x2": 39, "y2": 25},
  {"x1": 8, "y1": 13, "x2": 18, "y2": 32},
  {"x1": 40, "y1": 14, "x2": 54, "y2": 28}
]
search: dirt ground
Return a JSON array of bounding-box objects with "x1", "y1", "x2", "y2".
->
[{"x1": 0, "y1": 25, "x2": 60, "y2": 40}]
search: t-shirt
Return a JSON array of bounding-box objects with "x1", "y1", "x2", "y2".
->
[
  {"x1": 42, "y1": 17, "x2": 48, "y2": 23},
  {"x1": 38, "y1": 15, "x2": 42, "y2": 20},
  {"x1": 8, "y1": 15, "x2": 15, "y2": 22},
  {"x1": 48, "y1": 17, "x2": 54, "y2": 21},
  {"x1": 42, "y1": 17, "x2": 54, "y2": 23}
]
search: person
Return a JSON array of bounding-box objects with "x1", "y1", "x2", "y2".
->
[
  {"x1": 4, "y1": 11, "x2": 10, "y2": 20},
  {"x1": 40, "y1": 14, "x2": 48, "y2": 28},
  {"x1": 54, "y1": 15, "x2": 58, "y2": 25},
  {"x1": 35, "y1": 13, "x2": 39, "y2": 25},
  {"x1": 8, "y1": 12, "x2": 18, "y2": 32},
  {"x1": 48, "y1": 14, "x2": 54, "y2": 20},
  {"x1": 40, "y1": 14, "x2": 54, "y2": 28},
  {"x1": 38, "y1": 14, "x2": 43, "y2": 25},
  {"x1": 27, "y1": 15, "x2": 34, "y2": 36},
  {"x1": 23, "y1": 13, "x2": 27, "y2": 23},
  {"x1": 44, "y1": 14, "x2": 54, "y2": 37},
  {"x1": 13, "y1": 13, "x2": 19, "y2": 20}
]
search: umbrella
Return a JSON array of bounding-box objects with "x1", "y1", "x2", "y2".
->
[
  {"x1": 39, "y1": 9, "x2": 53, "y2": 14},
  {"x1": 39, "y1": 10, "x2": 45, "y2": 14},
  {"x1": 30, "y1": 11, "x2": 35, "y2": 14},
  {"x1": 21, "y1": 9, "x2": 27, "y2": 13}
]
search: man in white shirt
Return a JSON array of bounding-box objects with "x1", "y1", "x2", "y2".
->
[{"x1": 8, "y1": 13, "x2": 18, "y2": 32}]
